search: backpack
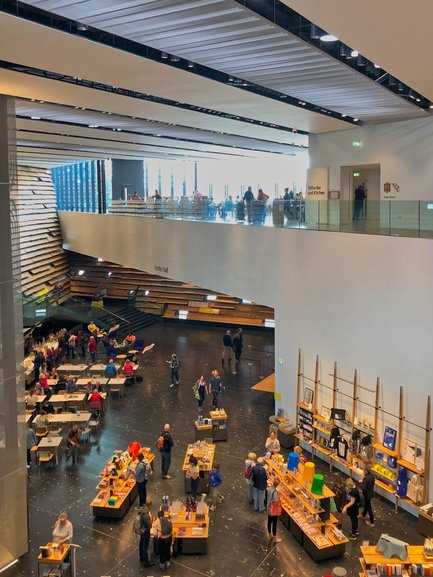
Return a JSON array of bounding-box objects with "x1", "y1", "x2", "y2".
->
[
  {"x1": 192, "y1": 383, "x2": 200, "y2": 400},
  {"x1": 269, "y1": 490, "x2": 282, "y2": 517},
  {"x1": 156, "y1": 435, "x2": 164, "y2": 451},
  {"x1": 133, "y1": 513, "x2": 145, "y2": 535},
  {"x1": 160, "y1": 516, "x2": 172, "y2": 536},
  {"x1": 144, "y1": 465, "x2": 153, "y2": 481},
  {"x1": 245, "y1": 463, "x2": 253, "y2": 479}
]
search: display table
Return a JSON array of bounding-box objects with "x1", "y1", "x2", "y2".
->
[
  {"x1": 182, "y1": 443, "x2": 216, "y2": 494},
  {"x1": 195, "y1": 420, "x2": 212, "y2": 441},
  {"x1": 209, "y1": 410, "x2": 227, "y2": 442},
  {"x1": 265, "y1": 458, "x2": 347, "y2": 561},
  {"x1": 37, "y1": 543, "x2": 71, "y2": 577},
  {"x1": 359, "y1": 545, "x2": 432, "y2": 575},
  {"x1": 91, "y1": 447, "x2": 154, "y2": 518},
  {"x1": 166, "y1": 503, "x2": 209, "y2": 554}
]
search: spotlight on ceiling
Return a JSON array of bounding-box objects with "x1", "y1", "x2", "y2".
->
[
  {"x1": 374, "y1": 63, "x2": 381, "y2": 69},
  {"x1": 76, "y1": 22, "x2": 88, "y2": 31},
  {"x1": 187, "y1": 61, "x2": 194, "y2": 68},
  {"x1": 320, "y1": 34, "x2": 338, "y2": 42},
  {"x1": 353, "y1": 118, "x2": 359, "y2": 122},
  {"x1": 31, "y1": 116, "x2": 41, "y2": 120},
  {"x1": 161, "y1": 52, "x2": 168, "y2": 59},
  {"x1": 351, "y1": 50, "x2": 359, "y2": 58},
  {"x1": 398, "y1": 83, "x2": 404, "y2": 92},
  {"x1": 429, "y1": 104, "x2": 433, "y2": 109},
  {"x1": 340, "y1": 44, "x2": 348, "y2": 57}
]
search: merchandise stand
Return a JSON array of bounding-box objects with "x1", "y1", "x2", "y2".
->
[
  {"x1": 295, "y1": 350, "x2": 431, "y2": 517},
  {"x1": 182, "y1": 443, "x2": 216, "y2": 494},
  {"x1": 91, "y1": 447, "x2": 154, "y2": 518},
  {"x1": 265, "y1": 458, "x2": 347, "y2": 561},
  {"x1": 37, "y1": 544, "x2": 71, "y2": 577},
  {"x1": 358, "y1": 545, "x2": 433, "y2": 576}
]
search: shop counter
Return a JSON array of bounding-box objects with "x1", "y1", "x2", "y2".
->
[
  {"x1": 182, "y1": 443, "x2": 215, "y2": 494},
  {"x1": 91, "y1": 447, "x2": 154, "y2": 518},
  {"x1": 194, "y1": 420, "x2": 212, "y2": 441},
  {"x1": 162, "y1": 504, "x2": 209, "y2": 555},
  {"x1": 209, "y1": 410, "x2": 228, "y2": 442}
]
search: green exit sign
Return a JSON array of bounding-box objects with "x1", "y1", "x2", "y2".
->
[
  {"x1": 353, "y1": 172, "x2": 360, "y2": 177},
  {"x1": 352, "y1": 140, "x2": 361, "y2": 147}
]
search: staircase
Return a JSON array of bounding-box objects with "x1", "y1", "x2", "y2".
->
[{"x1": 95, "y1": 306, "x2": 160, "y2": 334}]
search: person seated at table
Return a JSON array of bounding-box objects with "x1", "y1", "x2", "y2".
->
[
  {"x1": 104, "y1": 340, "x2": 120, "y2": 360},
  {"x1": 105, "y1": 359, "x2": 117, "y2": 379},
  {"x1": 123, "y1": 333, "x2": 136, "y2": 348},
  {"x1": 34, "y1": 382, "x2": 45, "y2": 396},
  {"x1": 26, "y1": 388, "x2": 38, "y2": 408},
  {"x1": 87, "y1": 320, "x2": 101, "y2": 335},
  {"x1": 41, "y1": 398, "x2": 55, "y2": 414},
  {"x1": 52, "y1": 512, "x2": 73, "y2": 545},
  {"x1": 65, "y1": 377, "x2": 78, "y2": 394},
  {"x1": 88, "y1": 387, "x2": 104, "y2": 412},
  {"x1": 33, "y1": 410, "x2": 48, "y2": 428},
  {"x1": 126, "y1": 352, "x2": 139, "y2": 364},
  {"x1": 55, "y1": 375, "x2": 66, "y2": 394},
  {"x1": 265, "y1": 430, "x2": 281, "y2": 458},
  {"x1": 49, "y1": 367, "x2": 58, "y2": 380},
  {"x1": 122, "y1": 360, "x2": 134, "y2": 380}
]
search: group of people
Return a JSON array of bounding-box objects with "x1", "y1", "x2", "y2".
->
[
  {"x1": 221, "y1": 328, "x2": 243, "y2": 373},
  {"x1": 243, "y1": 432, "x2": 377, "y2": 544},
  {"x1": 192, "y1": 370, "x2": 224, "y2": 411}
]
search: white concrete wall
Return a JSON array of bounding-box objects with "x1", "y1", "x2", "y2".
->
[
  {"x1": 309, "y1": 116, "x2": 433, "y2": 200},
  {"x1": 59, "y1": 211, "x2": 433, "y2": 494}
]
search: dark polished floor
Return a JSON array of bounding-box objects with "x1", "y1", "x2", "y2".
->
[{"x1": 7, "y1": 322, "x2": 421, "y2": 577}]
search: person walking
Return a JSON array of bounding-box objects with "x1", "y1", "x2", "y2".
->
[
  {"x1": 26, "y1": 425, "x2": 37, "y2": 469},
  {"x1": 342, "y1": 478, "x2": 361, "y2": 539},
  {"x1": 232, "y1": 331, "x2": 243, "y2": 373},
  {"x1": 193, "y1": 375, "x2": 207, "y2": 412},
  {"x1": 134, "y1": 453, "x2": 152, "y2": 507},
  {"x1": 167, "y1": 353, "x2": 180, "y2": 387},
  {"x1": 267, "y1": 478, "x2": 282, "y2": 543},
  {"x1": 243, "y1": 186, "x2": 254, "y2": 223},
  {"x1": 221, "y1": 330, "x2": 232, "y2": 364},
  {"x1": 209, "y1": 370, "x2": 223, "y2": 409},
  {"x1": 361, "y1": 466, "x2": 376, "y2": 526},
  {"x1": 353, "y1": 184, "x2": 366, "y2": 221},
  {"x1": 65, "y1": 425, "x2": 81, "y2": 465},
  {"x1": 135, "y1": 504, "x2": 153, "y2": 568},
  {"x1": 159, "y1": 424, "x2": 174, "y2": 479},
  {"x1": 250, "y1": 457, "x2": 268, "y2": 512}
]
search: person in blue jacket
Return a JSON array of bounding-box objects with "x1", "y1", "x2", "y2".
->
[{"x1": 208, "y1": 463, "x2": 223, "y2": 511}]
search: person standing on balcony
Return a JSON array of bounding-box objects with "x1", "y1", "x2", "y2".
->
[
  {"x1": 353, "y1": 184, "x2": 366, "y2": 221},
  {"x1": 243, "y1": 186, "x2": 254, "y2": 223}
]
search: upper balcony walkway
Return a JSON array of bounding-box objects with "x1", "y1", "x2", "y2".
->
[{"x1": 95, "y1": 198, "x2": 433, "y2": 240}]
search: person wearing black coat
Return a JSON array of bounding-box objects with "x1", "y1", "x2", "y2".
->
[
  {"x1": 250, "y1": 457, "x2": 268, "y2": 512},
  {"x1": 361, "y1": 466, "x2": 376, "y2": 526}
]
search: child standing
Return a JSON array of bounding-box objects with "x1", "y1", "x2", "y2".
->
[{"x1": 208, "y1": 464, "x2": 223, "y2": 511}]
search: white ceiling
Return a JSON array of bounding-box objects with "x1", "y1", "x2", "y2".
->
[
  {"x1": 281, "y1": 0, "x2": 433, "y2": 102},
  {"x1": 22, "y1": 0, "x2": 425, "y2": 123},
  {"x1": 1, "y1": 1, "x2": 430, "y2": 167}
]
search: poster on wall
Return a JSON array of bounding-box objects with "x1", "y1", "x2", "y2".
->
[{"x1": 306, "y1": 167, "x2": 329, "y2": 200}]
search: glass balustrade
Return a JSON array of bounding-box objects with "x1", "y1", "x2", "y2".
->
[{"x1": 102, "y1": 198, "x2": 433, "y2": 239}]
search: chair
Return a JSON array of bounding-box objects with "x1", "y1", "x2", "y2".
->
[
  {"x1": 89, "y1": 415, "x2": 101, "y2": 439},
  {"x1": 88, "y1": 401, "x2": 104, "y2": 418},
  {"x1": 141, "y1": 343, "x2": 155, "y2": 362},
  {"x1": 35, "y1": 426, "x2": 48, "y2": 440},
  {"x1": 80, "y1": 426, "x2": 91, "y2": 444},
  {"x1": 109, "y1": 384, "x2": 122, "y2": 399},
  {"x1": 37, "y1": 451, "x2": 54, "y2": 468}
]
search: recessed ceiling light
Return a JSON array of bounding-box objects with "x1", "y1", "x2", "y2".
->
[
  {"x1": 76, "y1": 22, "x2": 88, "y2": 31},
  {"x1": 351, "y1": 50, "x2": 359, "y2": 57},
  {"x1": 88, "y1": 124, "x2": 98, "y2": 128},
  {"x1": 353, "y1": 118, "x2": 359, "y2": 122},
  {"x1": 341, "y1": 114, "x2": 347, "y2": 117},
  {"x1": 161, "y1": 52, "x2": 168, "y2": 59},
  {"x1": 187, "y1": 61, "x2": 194, "y2": 68},
  {"x1": 374, "y1": 63, "x2": 381, "y2": 69},
  {"x1": 429, "y1": 104, "x2": 433, "y2": 109},
  {"x1": 31, "y1": 116, "x2": 40, "y2": 120},
  {"x1": 320, "y1": 34, "x2": 338, "y2": 42}
]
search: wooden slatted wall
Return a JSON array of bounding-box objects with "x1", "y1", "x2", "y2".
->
[
  {"x1": 69, "y1": 253, "x2": 274, "y2": 327},
  {"x1": 16, "y1": 166, "x2": 69, "y2": 297}
]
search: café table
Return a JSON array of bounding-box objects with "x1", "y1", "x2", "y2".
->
[
  {"x1": 37, "y1": 435, "x2": 63, "y2": 464},
  {"x1": 57, "y1": 363, "x2": 88, "y2": 375},
  {"x1": 47, "y1": 411, "x2": 92, "y2": 425}
]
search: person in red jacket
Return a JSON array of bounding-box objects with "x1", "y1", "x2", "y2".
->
[
  {"x1": 87, "y1": 336, "x2": 97, "y2": 364},
  {"x1": 88, "y1": 387, "x2": 104, "y2": 413}
]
